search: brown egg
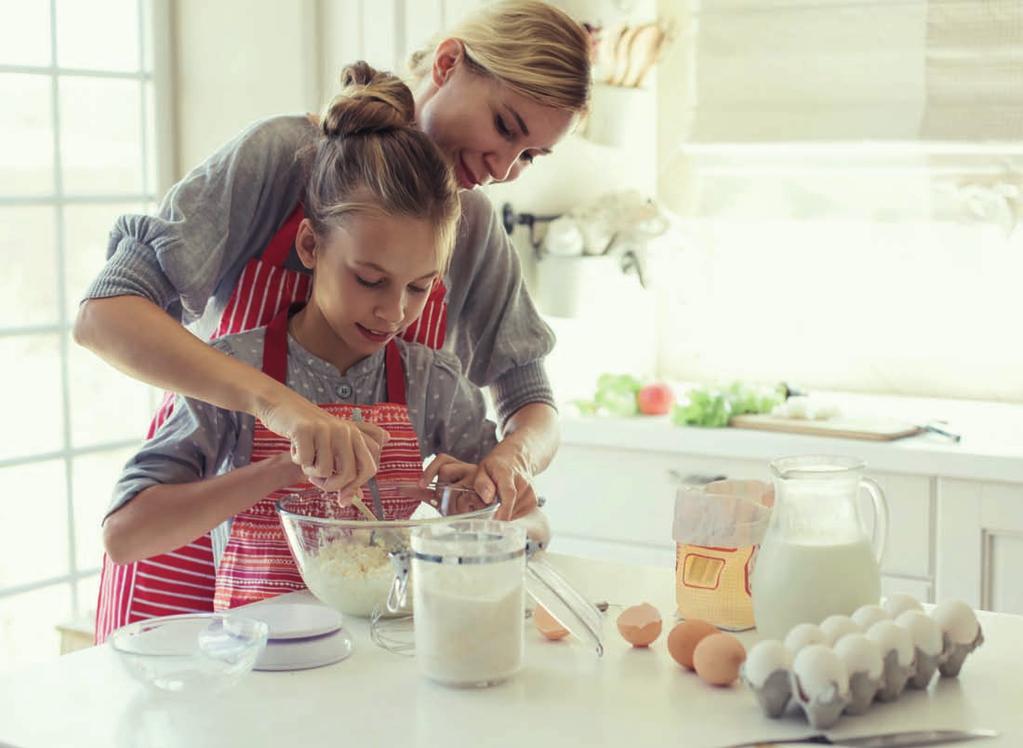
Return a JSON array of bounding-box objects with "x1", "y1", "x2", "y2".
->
[
  {"x1": 693, "y1": 632, "x2": 747, "y2": 687},
  {"x1": 667, "y1": 619, "x2": 719, "y2": 670},
  {"x1": 534, "y1": 604, "x2": 570, "y2": 640},
  {"x1": 617, "y1": 603, "x2": 663, "y2": 647}
]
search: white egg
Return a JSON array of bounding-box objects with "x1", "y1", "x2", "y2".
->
[
  {"x1": 744, "y1": 639, "x2": 792, "y2": 688},
  {"x1": 820, "y1": 615, "x2": 861, "y2": 646},
  {"x1": 784, "y1": 622, "x2": 826, "y2": 654},
  {"x1": 851, "y1": 604, "x2": 890, "y2": 629},
  {"x1": 895, "y1": 610, "x2": 943, "y2": 656},
  {"x1": 883, "y1": 593, "x2": 923, "y2": 619},
  {"x1": 785, "y1": 396, "x2": 810, "y2": 419},
  {"x1": 834, "y1": 633, "x2": 884, "y2": 680},
  {"x1": 932, "y1": 600, "x2": 980, "y2": 645},
  {"x1": 793, "y1": 644, "x2": 849, "y2": 699},
  {"x1": 866, "y1": 620, "x2": 914, "y2": 667}
]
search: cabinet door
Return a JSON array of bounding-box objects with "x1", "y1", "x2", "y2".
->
[
  {"x1": 535, "y1": 445, "x2": 766, "y2": 551},
  {"x1": 881, "y1": 575, "x2": 932, "y2": 603},
  {"x1": 937, "y1": 479, "x2": 1023, "y2": 613},
  {"x1": 548, "y1": 535, "x2": 677, "y2": 569}
]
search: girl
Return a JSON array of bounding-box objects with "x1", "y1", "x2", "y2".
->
[
  {"x1": 82, "y1": 0, "x2": 589, "y2": 638},
  {"x1": 101, "y1": 64, "x2": 539, "y2": 610}
]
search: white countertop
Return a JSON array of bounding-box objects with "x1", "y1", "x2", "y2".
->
[
  {"x1": 559, "y1": 405, "x2": 1023, "y2": 483},
  {"x1": 1, "y1": 554, "x2": 1020, "y2": 748}
]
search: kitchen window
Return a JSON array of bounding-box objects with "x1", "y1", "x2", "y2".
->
[{"x1": 0, "y1": 0, "x2": 171, "y2": 672}]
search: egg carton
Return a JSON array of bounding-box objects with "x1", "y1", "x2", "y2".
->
[{"x1": 741, "y1": 595, "x2": 984, "y2": 730}]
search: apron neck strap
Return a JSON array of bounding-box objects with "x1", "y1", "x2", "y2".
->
[
  {"x1": 261, "y1": 203, "x2": 305, "y2": 267},
  {"x1": 261, "y1": 301, "x2": 300, "y2": 384},
  {"x1": 385, "y1": 341, "x2": 406, "y2": 405},
  {"x1": 262, "y1": 301, "x2": 408, "y2": 406}
]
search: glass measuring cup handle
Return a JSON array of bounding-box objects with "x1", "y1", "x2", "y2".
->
[
  {"x1": 861, "y1": 476, "x2": 889, "y2": 564},
  {"x1": 387, "y1": 550, "x2": 411, "y2": 614}
]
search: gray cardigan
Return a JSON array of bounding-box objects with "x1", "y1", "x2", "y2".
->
[{"x1": 83, "y1": 114, "x2": 556, "y2": 426}]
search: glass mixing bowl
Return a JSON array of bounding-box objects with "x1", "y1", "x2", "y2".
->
[
  {"x1": 276, "y1": 484, "x2": 498, "y2": 618},
  {"x1": 109, "y1": 614, "x2": 268, "y2": 697}
]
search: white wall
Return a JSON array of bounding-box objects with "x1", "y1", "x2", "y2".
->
[{"x1": 172, "y1": 0, "x2": 320, "y2": 174}]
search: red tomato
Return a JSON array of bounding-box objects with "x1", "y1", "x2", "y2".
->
[{"x1": 637, "y1": 383, "x2": 675, "y2": 415}]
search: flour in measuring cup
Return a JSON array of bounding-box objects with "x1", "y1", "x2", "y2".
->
[{"x1": 413, "y1": 563, "x2": 524, "y2": 687}]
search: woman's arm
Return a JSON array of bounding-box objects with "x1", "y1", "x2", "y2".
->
[
  {"x1": 75, "y1": 296, "x2": 386, "y2": 490},
  {"x1": 440, "y1": 192, "x2": 561, "y2": 503},
  {"x1": 75, "y1": 295, "x2": 287, "y2": 416},
  {"x1": 75, "y1": 117, "x2": 384, "y2": 489},
  {"x1": 496, "y1": 401, "x2": 560, "y2": 476},
  {"x1": 461, "y1": 402, "x2": 560, "y2": 518},
  {"x1": 103, "y1": 453, "x2": 303, "y2": 564}
]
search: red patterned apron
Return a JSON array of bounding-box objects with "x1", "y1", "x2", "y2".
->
[
  {"x1": 95, "y1": 203, "x2": 446, "y2": 642},
  {"x1": 214, "y1": 302, "x2": 423, "y2": 609}
]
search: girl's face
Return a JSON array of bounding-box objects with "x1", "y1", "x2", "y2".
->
[
  {"x1": 415, "y1": 40, "x2": 576, "y2": 190},
  {"x1": 295, "y1": 213, "x2": 441, "y2": 367}
]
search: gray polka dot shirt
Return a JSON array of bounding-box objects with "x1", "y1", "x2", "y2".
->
[{"x1": 109, "y1": 328, "x2": 499, "y2": 562}]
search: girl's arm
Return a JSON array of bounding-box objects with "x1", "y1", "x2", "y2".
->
[{"x1": 103, "y1": 452, "x2": 304, "y2": 565}]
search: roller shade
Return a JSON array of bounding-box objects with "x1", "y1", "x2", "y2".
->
[{"x1": 679, "y1": 0, "x2": 1023, "y2": 144}]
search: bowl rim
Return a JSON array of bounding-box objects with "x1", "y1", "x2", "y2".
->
[
  {"x1": 274, "y1": 484, "x2": 500, "y2": 529},
  {"x1": 109, "y1": 612, "x2": 268, "y2": 657}
]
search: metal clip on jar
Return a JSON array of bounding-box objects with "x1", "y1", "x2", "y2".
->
[{"x1": 389, "y1": 520, "x2": 604, "y2": 688}]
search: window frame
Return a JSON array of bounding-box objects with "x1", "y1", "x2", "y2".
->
[{"x1": 0, "y1": 0, "x2": 173, "y2": 625}]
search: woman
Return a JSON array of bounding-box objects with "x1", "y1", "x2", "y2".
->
[{"x1": 77, "y1": 0, "x2": 589, "y2": 639}]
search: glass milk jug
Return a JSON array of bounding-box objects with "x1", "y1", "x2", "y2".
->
[
  {"x1": 751, "y1": 456, "x2": 889, "y2": 639},
  {"x1": 390, "y1": 520, "x2": 603, "y2": 688}
]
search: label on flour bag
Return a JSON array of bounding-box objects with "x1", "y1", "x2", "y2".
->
[{"x1": 675, "y1": 543, "x2": 758, "y2": 631}]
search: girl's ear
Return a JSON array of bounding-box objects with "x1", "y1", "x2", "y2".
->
[
  {"x1": 431, "y1": 38, "x2": 464, "y2": 87},
  {"x1": 295, "y1": 219, "x2": 318, "y2": 270}
]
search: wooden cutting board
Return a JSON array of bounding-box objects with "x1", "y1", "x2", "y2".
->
[{"x1": 729, "y1": 414, "x2": 923, "y2": 441}]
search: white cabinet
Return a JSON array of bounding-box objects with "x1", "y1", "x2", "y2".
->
[{"x1": 937, "y1": 479, "x2": 1023, "y2": 613}]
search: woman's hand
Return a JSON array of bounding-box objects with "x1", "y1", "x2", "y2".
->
[
  {"x1": 421, "y1": 443, "x2": 538, "y2": 521},
  {"x1": 257, "y1": 388, "x2": 389, "y2": 493}
]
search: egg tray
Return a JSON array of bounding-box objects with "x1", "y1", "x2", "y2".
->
[{"x1": 741, "y1": 596, "x2": 984, "y2": 730}]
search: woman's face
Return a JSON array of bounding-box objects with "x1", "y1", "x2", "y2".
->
[
  {"x1": 296, "y1": 214, "x2": 440, "y2": 367},
  {"x1": 415, "y1": 40, "x2": 576, "y2": 190}
]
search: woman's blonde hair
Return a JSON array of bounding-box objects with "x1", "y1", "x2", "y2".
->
[
  {"x1": 306, "y1": 62, "x2": 460, "y2": 271},
  {"x1": 408, "y1": 0, "x2": 591, "y2": 113}
]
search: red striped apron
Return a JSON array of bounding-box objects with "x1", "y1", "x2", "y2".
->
[
  {"x1": 215, "y1": 301, "x2": 423, "y2": 609},
  {"x1": 95, "y1": 203, "x2": 446, "y2": 642}
]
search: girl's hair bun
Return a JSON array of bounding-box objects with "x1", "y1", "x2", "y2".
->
[{"x1": 321, "y1": 61, "x2": 416, "y2": 139}]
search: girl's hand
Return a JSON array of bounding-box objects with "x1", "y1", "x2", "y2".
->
[
  {"x1": 257, "y1": 389, "x2": 389, "y2": 493},
  {"x1": 265, "y1": 452, "x2": 307, "y2": 491},
  {"x1": 420, "y1": 454, "x2": 484, "y2": 514},
  {"x1": 421, "y1": 444, "x2": 538, "y2": 521},
  {"x1": 422, "y1": 453, "x2": 478, "y2": 487}
]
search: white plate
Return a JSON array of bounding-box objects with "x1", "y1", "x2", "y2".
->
[
  {"x1": 254, "y1": 627, "x2": 354, "y2": 671},
  {"x1": 245, "y1": 603, "x2": 344, "y2": 641}
]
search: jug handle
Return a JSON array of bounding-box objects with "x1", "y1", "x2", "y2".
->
[{"x1": 861, "y1": 477, "x2": 889, "y2": 564}]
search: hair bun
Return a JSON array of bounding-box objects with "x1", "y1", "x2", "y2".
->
[{"x1": 321, "y1": 61, "x2": 416, "y2": 139}]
